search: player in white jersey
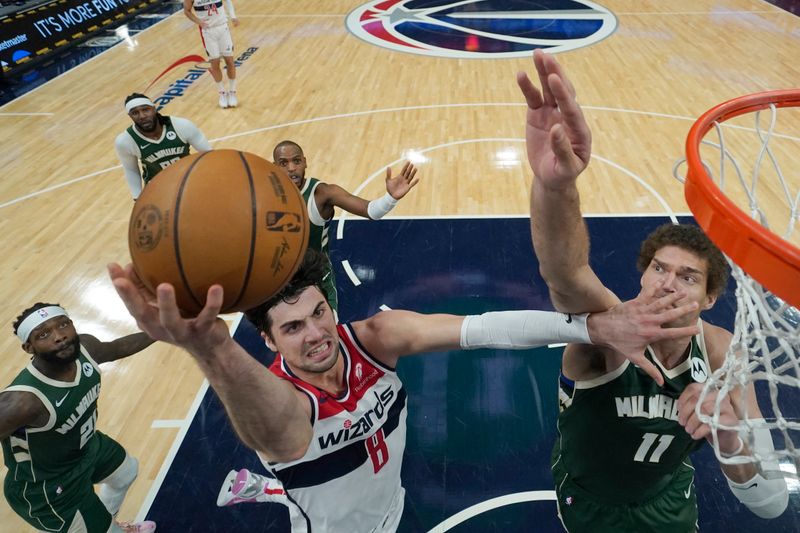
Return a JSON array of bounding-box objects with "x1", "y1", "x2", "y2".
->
[
  {"x1": 110, "y1": 249, "x2": 703, "y2": 532},
  {"x1": 183, "y1": 0, "x2": 240, "y2": 108}
]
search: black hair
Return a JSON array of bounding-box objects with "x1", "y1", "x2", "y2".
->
[
  {"x1": 273, "y1": 140, "x2": 304, "y2": 161},
  {"x1": 637, "y1": 224, "x2": 730, "y2": 296},
  {"x1": 244, "y1": 249, "x2": 329, "y2": 339}
]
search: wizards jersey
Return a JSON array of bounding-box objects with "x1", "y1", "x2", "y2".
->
[
  {"x1": 265, "y1": 323, "x2": 407, "y2": 532},
  {"x1": 552, "y1": 322, "x2": 711, "y2": 504},
  {"x1": 192, "y1": 0, "x2": 229, "y2": 28}
]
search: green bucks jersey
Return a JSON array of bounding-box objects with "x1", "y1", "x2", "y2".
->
[
  {"x1": 300, "y1": 177, "x2": 331, "y2": 257},
  {"x1": 1, "y1": 346, "x2": 102, "y2": 482},
  {"x1": 553, "y1": 326, "x2": 710, "y2": 504},
  {"x1": 126, "y1": 117, "x2": 190, "y2": 184}
]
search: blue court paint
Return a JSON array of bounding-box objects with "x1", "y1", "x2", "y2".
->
[{"x1": 144, "y1": 217, "x2": 798, "y2": 532}]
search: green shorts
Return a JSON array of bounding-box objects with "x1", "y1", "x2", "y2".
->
[
  {"x1": 4, "y1": 431, "x2": 127, "y2": 532},
  {"x1": 552, "y1": 458, "x2": 699, "y2": 533}
]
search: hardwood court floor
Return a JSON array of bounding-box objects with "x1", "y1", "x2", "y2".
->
[{"x1": 1, "y1": 1, "x2": 798, "y2": 530}]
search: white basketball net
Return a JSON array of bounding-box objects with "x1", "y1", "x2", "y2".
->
[{"x1": 674, "y1": 102, "x2": 800, "y2": 479}]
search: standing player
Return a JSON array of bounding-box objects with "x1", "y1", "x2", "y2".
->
[
  {"x1": 1, "y1": 304, "x2": 157, "y2": 532},
  {"x1": 114, "y1": 93, "x2": 212, "y2": 200},
  {"x1": 110, "y1": 249, "x2": 704, "y2": 532},
  {"x1": 183, "y1": 0, "x2": 240, "y2": 108},
  {"x1": 518, "y1": 50, "x2": 789, "y2": 530},
  {"x1": 273, "y1": 140, "x2": 419, "y2": 311}
]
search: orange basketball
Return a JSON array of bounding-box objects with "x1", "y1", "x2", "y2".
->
[{"x1": 128, "y1": 149, "x2": 309, "y2": 314}]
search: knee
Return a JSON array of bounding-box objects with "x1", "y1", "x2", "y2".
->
[{"x1": 102, "y1": 454, "x2": 139, "y2": 489}]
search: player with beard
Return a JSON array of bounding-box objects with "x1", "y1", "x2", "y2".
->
[
  {"x1": 1, "y1": 304, "x2": 157, "y2": 532},
  {"x1": 114, "y1": 93, "x2": 212, "y2": 200},
  {"x1": 273, "y1": 140, "x2": 420, "y2": 311}
]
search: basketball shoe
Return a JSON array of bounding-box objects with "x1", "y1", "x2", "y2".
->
[
  {"x1": 217, "y1": 469, "x2": 288, "y2": 506},
  {"x1": 218, "y1": 91, "x2": 229, "y2": 109},
  {"x1": 228, "y1": 91, "x2": 238, "y2": 108}
]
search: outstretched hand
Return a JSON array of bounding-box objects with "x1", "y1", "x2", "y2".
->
[
  {"x1": 516, "y1": 49, "x2": 591, "y2": 188},
  {"x1": 589, "y1": 280, "x2": 700, "y2": 386},
  {"x1": 108, "y1": 263, "x2": 232, "y2": 355},
  {"x1": 385, "y1": 161, "x2": 420, "y2": 200}
]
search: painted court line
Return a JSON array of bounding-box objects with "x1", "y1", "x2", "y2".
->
[
  {"x1": 136, "y1": 313, "x2": 244, "y2": 522},
  {"x1": 428, "y1": 490, "x2": 556, "y2": 532}
]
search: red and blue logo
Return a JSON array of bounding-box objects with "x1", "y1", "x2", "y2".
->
[{"x1": 345, "y1": 0, "x2": 617, "y2": 58}]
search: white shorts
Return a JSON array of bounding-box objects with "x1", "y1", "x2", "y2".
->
[{"x1": 200, "y1": 23, "x2": 233, "y2": 59}]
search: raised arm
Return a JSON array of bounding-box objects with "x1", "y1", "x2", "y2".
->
[
  {"x1": 108, "y1": 263, "x2": 312, "y2": 462},
  {"x1": 79, "y1": 332, "x2": 155, "y2": 364},
  {"x1": 517, "y1": 50, "x2": 613, "y2": 313},
  {"x1": 315, "y1": 162, "x2": 419, "y2": 219}
]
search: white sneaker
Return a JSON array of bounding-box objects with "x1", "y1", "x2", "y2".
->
[
  {"x1": 216, "y1": 468, "x2": 288, "y2": 507},
  {"x1": 218, "y1": 91, "x2": 229, "y2": 109},
  {"x1": 228, "y1": 91, "x2": 238, "y2": 108}
]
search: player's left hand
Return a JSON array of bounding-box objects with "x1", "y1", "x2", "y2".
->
[
  {"x1": 385, "y1": 161, "x2": 419, "y2": 199},
  {"x1": 588, "y1": 280, "x2": 699, "y2": 386},
  {"x1": 678, "y1": 382, "x2": 742, "y2": 454},
  {"x1": 231, "y1": 17, "x2": 240, "y2": 27}
]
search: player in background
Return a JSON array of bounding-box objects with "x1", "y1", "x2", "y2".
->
[
  {"x1": 183, "y1": 0, "x2": 240, "y2": 108},
  {"x1": 273, "y1": 140, "x2": 419, "y2": 311},
  {"x1": 1, "y1": 303, "x2": 157, "y2": 532},
  {"x1": 114, "y1": 94, "x2": 211, "y2": 200}
]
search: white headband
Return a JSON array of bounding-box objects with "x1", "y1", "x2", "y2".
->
[
  {"x1": 16, "y1": 306, "x2": 69, "y2": 342},
  {"x1": 125, "y1": 97, "x2": 155, "y2": 113}
]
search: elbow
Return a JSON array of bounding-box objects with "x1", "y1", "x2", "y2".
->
[{"x1": 263, "y1": 439, "x2": 310, "y2": 464}]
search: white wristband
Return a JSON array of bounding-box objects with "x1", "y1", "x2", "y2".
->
[
  {"x1": 460, "y1": 311, "x2": 590, "y2": 350},
  {"x1": 367, "y1": 192, "x2": 398, "y2": 220}
]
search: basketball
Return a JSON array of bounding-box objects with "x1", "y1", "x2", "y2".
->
[{"x1": 128, "y1": 149, "x2": 309, "y2": 314}]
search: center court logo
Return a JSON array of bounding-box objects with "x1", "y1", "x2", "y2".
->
[{"x1": 345, "y1": 0, "x2": 617, "y2": 58}]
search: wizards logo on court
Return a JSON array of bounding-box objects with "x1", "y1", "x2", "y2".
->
[{"x1": 345, "y1": 0, "x2": 617, "y2": 58}]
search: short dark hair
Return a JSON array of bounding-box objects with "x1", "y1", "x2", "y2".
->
[
  {"x1": 245, "y1": 249, "x2": 329, "y2": 339},
  {"x1": 13, "y1": 302, "x2": 61, "y2": 338},
  {"x1": 124, "y1": 92, "x2": 150, "y2": 105},
  {"x1": 273, "y1": 140, "x2": 303, "y2": 161},
  {"x1": 637, "y1": 224, "x2": 729, "y2": 296}
]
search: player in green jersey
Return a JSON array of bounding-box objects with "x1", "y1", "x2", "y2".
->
[
  {"x1": 1, "y1": 303, "x2": 157, "y2": 532},
  {"x1": 273, "y1": 140, "x2": 419, "y2": 312},
  {"x1": 518, "y1": 51, "x2": 789, "y2": 531},
  {"x1": 115, "y1": 93, "x2": 212, "y2": 200}
]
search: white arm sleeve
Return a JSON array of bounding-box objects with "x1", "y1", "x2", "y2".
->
[
  {"x1": 460, "y1": 311, "x2": 590, "y2": 350},
  {"x1": 725, "y1": 426, "x2": 789, "y2": 519},
  {"x1": 224, "y1": 0, "x2": 236, "y2": 18},
  {"x1": 114, "y1": 133, "x2": 144, "y2": 199},
  {"x1": 367, "y1": 192, "x2": 398, "y2": 220},
  {"x1": 172, "y1": 117, "x2": 212, "y2": 152}
]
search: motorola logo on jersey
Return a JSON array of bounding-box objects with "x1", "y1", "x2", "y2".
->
[{"x1": 345, "y1": 0, "x2": 617, "y2": 58}]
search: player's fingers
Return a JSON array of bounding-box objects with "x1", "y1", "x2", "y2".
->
[
  {"x1": 633, "y1": 354, "x2": 664, "y2": 387},
  {"x1": 645, "y1": 289, "x2": 686, "y2": 312},
  {"x1": 406, "y1": 166, "x2": 418, "y2": 183},
  {"x1": 156, "y1": 283, "x2": 183, "y2": 334},
  {"x1": 195, "y1": 285, "x2": 224, "y2": 328},
  {"x1": 407, "y1": 174, "x2": 420, "y2": 189},
  {"x1": 549, "y1": 124, "x2": 576, "y2": 165},
  {"x1": 656, "y1": 301, "x2": 699, "y2": 323},
  {"x1": 533, "y1": 50, "x2": 555, "y2": 106},
  {"x1": 654, "y1": 323, "x2": 700, "y2": 340},
  {"x1": 385, "y1": 167, "x2": 392, "y2": 181},
  {"x1": 516, "y1": 71, "x2": 544, "y2": 110}
]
